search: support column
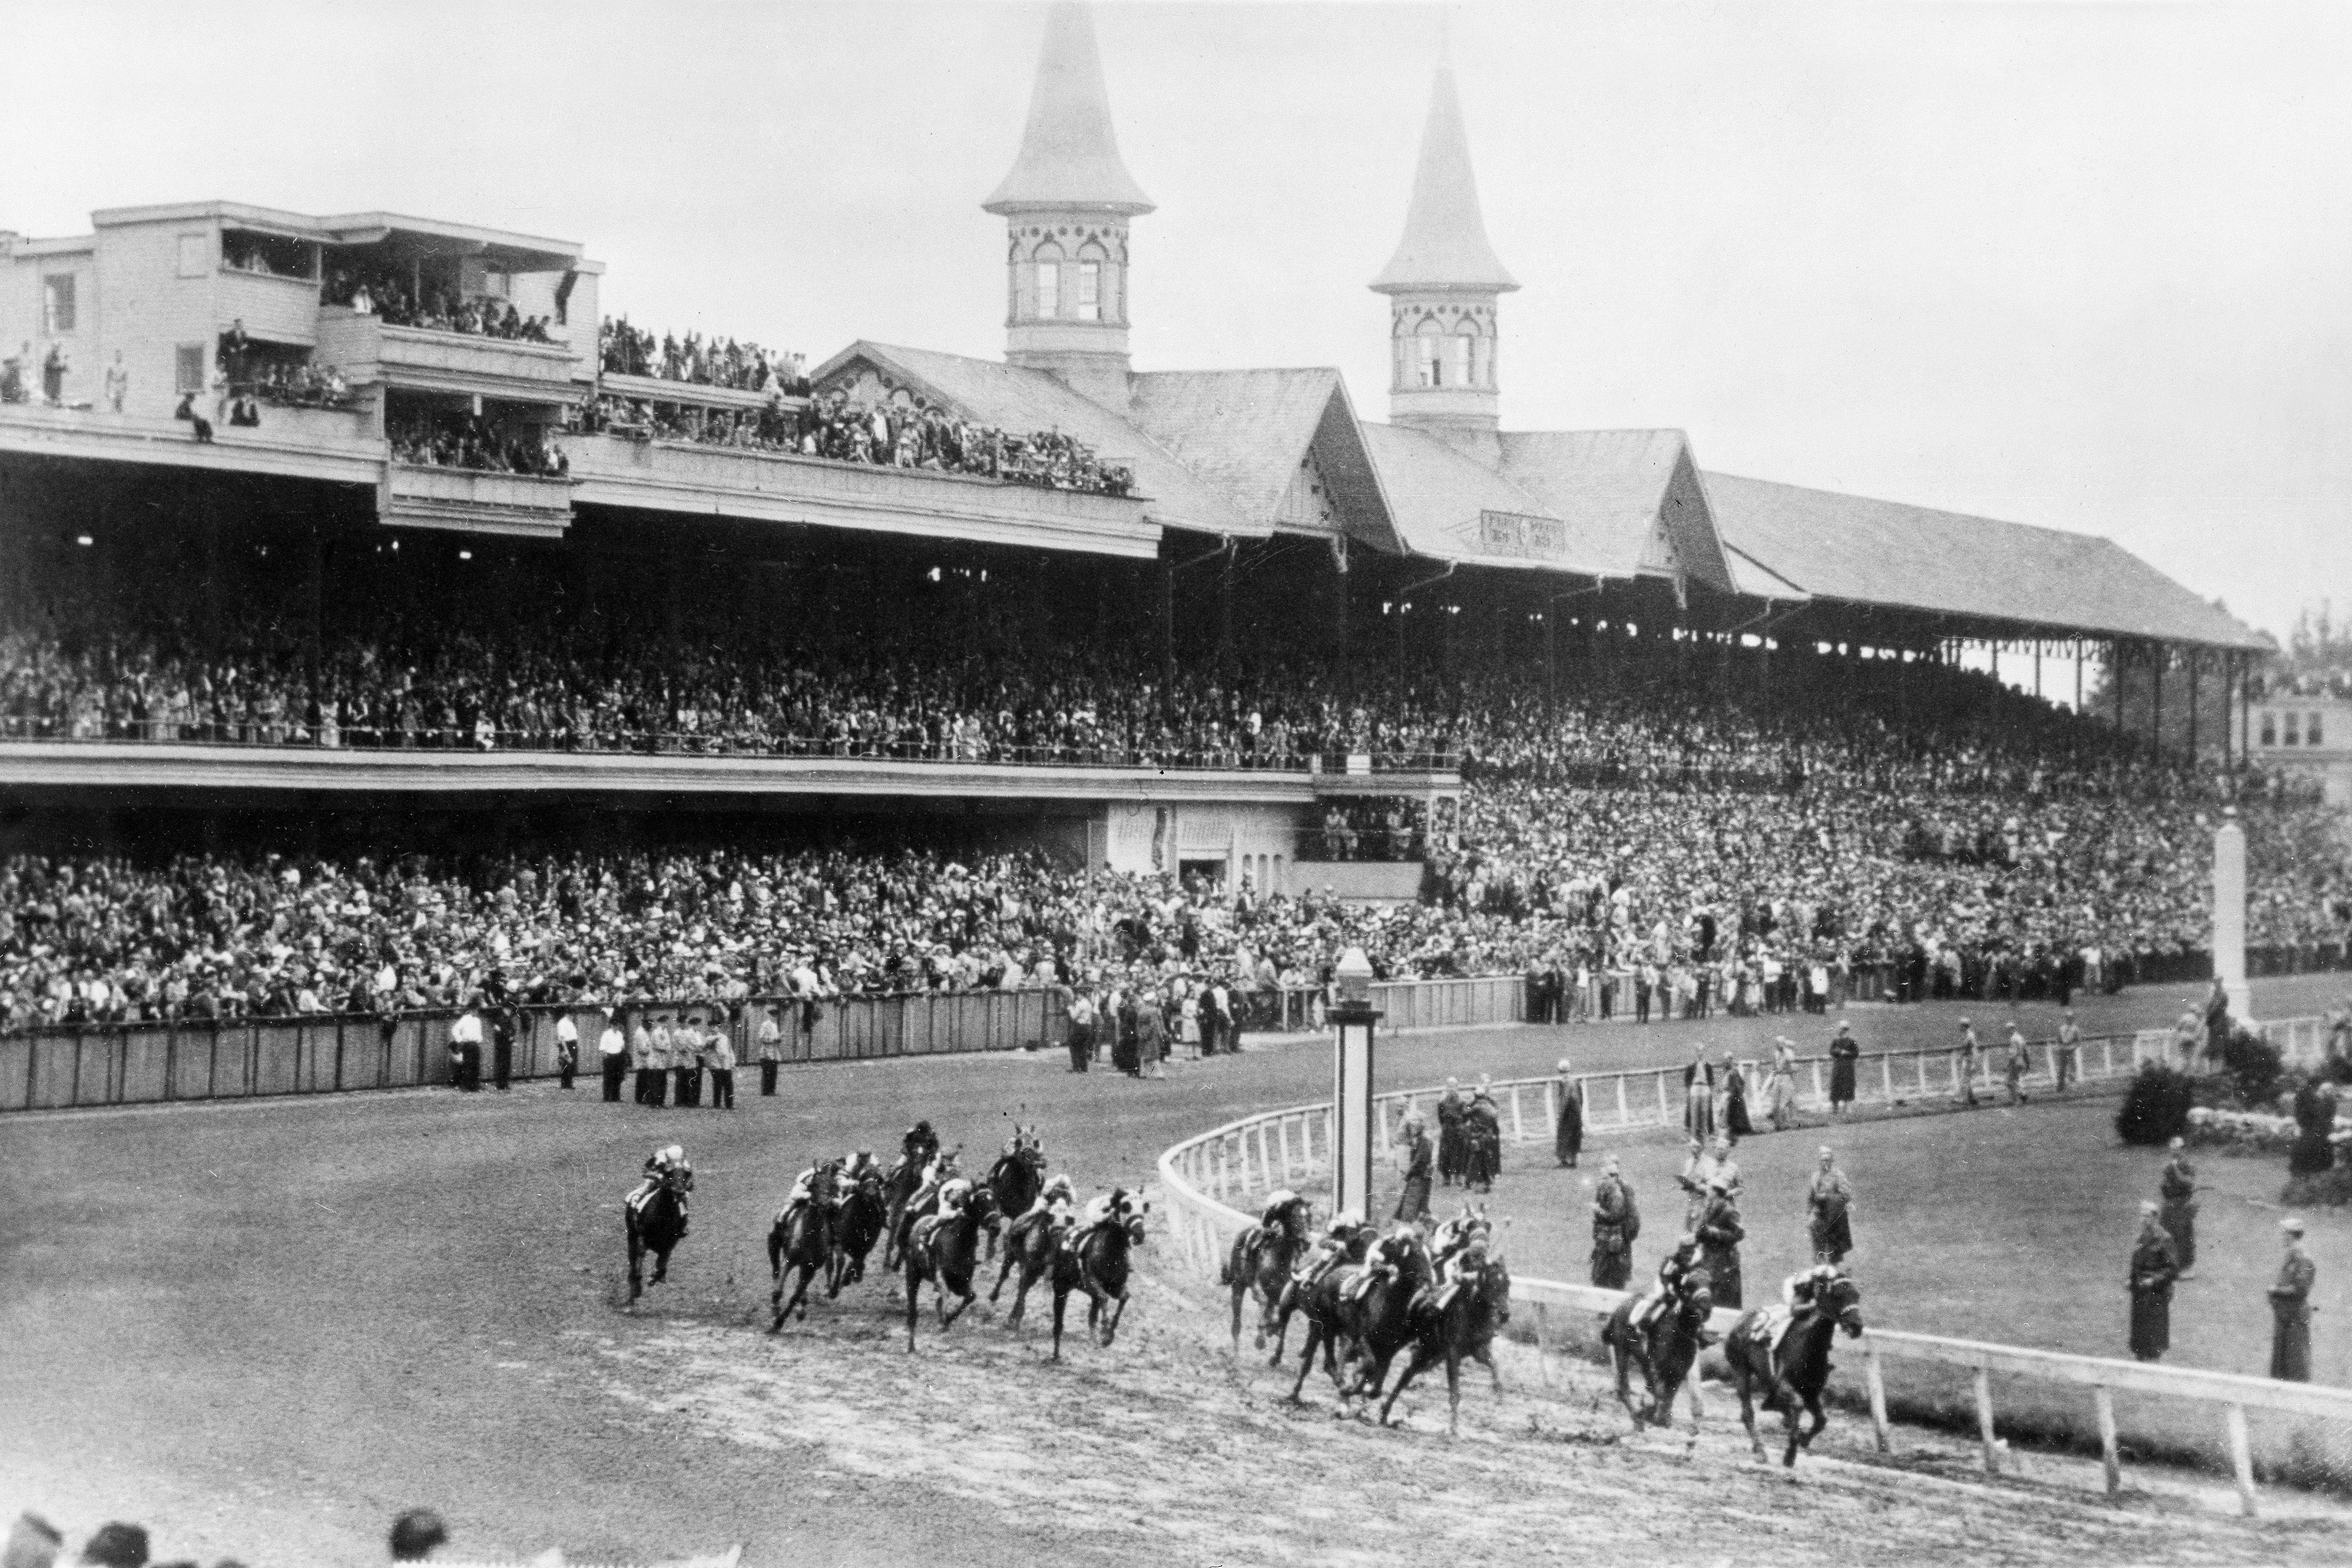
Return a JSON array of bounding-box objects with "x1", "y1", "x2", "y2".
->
[
  {"x1": 1217, "y1": 548, "x2": 1234, "y2": 674},
  {"x1": 2074, "y1": 638, "x2": 2083, "y2": 714},
  {"x1": 2033, "y1": 641, "x2": 2042, "y2": 700},
  {"x1": 1159, "y1": 558, "x2": 1176, "y2": 687},
  {"x1": 2151, "y1": 643, "x2": 2165, "y2": 756},
  {"x1": 2187, "y1": 647, "x2": 2200, "y2": 760},
  {"x1": 2112, "y1": 640, "x2": 2125, "y2": 737}
]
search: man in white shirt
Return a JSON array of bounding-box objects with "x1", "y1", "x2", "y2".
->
[
  {"x1": 554, "y1": 1010, "x2": 580, "y2": 1090},
  {"x1": 598, "y1": 1010, "x2": 628, "y2": 1102},
  {"x1": 448, "y1": 1007, "x2": 484, "y2": 1092}
]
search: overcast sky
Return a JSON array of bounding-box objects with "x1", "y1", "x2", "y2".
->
[{"x1": 9, "y1": 0, "x2": 2348, "y2": 641}]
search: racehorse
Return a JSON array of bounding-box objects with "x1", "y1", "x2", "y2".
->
[
  {"x1": 1601, "y1": 1277, "x2": 1717, "y2": 1430},
  {"x1": 1266, "y1": 1227, "x2": 1370, "y2": 1366},
  {"x1": 983, "y1": 1130, "x2": 1045, "y2": 1261},
  {"x1": 1049, "y1": 1200, "x2": 1147, "y2": 1361},
  {"x1": 1379, "y1": 1253, "x2": 1512, "y2": 1435},
  {"x1": 766, "y1": 1166, "x2": 838, "y2": 1329},
  {"x1": 1222, "y1": 1209, "x2": 1309, "y2": 1363},
  {"x1": 902, "y1": 1186, "x2": 1002, "y2": 1352},
  {"x1": 988, "y1": 1200, "x2": 1068, "y2": 1331},
  {"x1": 878, "y1": 1152, "x2": 926, "y2": 1271},
  {"x1": 829, "y1": 1166, "x2": 888, "y2": 1295},
  {"x1": 1723, "y1": 1272, "x2": 1865, "y2": 1466},
  {"x1": 623, "y1": 1165, "x2": 692, "y2": 1305},
  {"x1": 1284, "y1": 1249, "x2": 1429, "y2": 1411}
]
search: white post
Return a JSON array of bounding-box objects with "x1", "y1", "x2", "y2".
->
[
  {"x1": 1864, "y1": 1343, "x2": 1891, "y2": 1453},
  {"x1": 2095, "y1": 1386, "x2": 2120, "y2": 1497},
  {"x1": 2214, "y1": 812, "x2": 2251, "y2": 1020},
  {"x1": 1973, "y1": 1367, "x2": 1998, "y2": 1474}
]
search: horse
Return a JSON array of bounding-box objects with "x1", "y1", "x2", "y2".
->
[
  {"x1": 1601, "y1": 1278, "x2": 1717, "y2": 1430},
  {"x1": 623, "y1": 1166, "x2": 692, "y2": 1305},
  {"x1": 1049, "y1": 1202, "x2": 1147, "y2": 1360},
  {"x1": 884, "y1": 1147, "x2": 960, "y2": 1272},
  {"x1": 1266, "y1": 1228, "x2": 1371, "y2": 1366},
  {"x1": 983, "y1": 1131, "x2": 1045, "y2": 1261},
  {"x1": 1285, "y1": 1248, "x2": 1429, "y2": 1411},
  {"x1": 878, "y1": 1152, "x2": 926, "y2": 1271},
  {"x1": 1223, "y1": 1211, "x2": 1309, "y2": 1363},
  {"x1": 766, "y1": 1169, "x2": 838, "y2": 1329},
  {"x1": 1723, "y1": 1272, "x2": 1866, "y2": 1466},
  {"x1": 829, "y1": 1167, "x2": 888, "y2": 1295},
  {"x1": 902, "y1": 1186, "x2": 1002, "y2": 1352},
  {"x1": 1379, "y1": 1254, "x2": 1512, "y2": 1435},
  {"x1": 988, "y1": 1201, "x2": 1069, "y2": 1331}
]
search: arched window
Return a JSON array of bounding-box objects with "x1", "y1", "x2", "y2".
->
[
  {"x1": 2309, "y1": 711, "x2": 2325, "y2": 746},
  {"x1": 1471, "y1": 332, "x2": 1495, "y2": 388},
  {"x1": 1447, "y1": 333, "x2": 1472, "y2": 388},
  {"x1": 1415, "y1": 316, "x2": 1445, "y2": 387},
  {"x1": 1075, "y1": 241, "x2": 1107, "y2": 322},
  {"x1": 1032, "y1": 243, "x2": 1063, "y2": 319}
]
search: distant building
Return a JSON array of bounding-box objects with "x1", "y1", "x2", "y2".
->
[{"x1": 2251, "y1": 696, "x2": 2352, "y2": 807}]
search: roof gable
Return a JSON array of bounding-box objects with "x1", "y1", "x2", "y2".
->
[
  {"x1": 1125, "y1": 369, "x2": 1394, "y2": 546},
  {"x1": 1494, "y1": 429, "x2": 1735, "y2": 592},
  {"x1": 1358, "y1": 422, "x2": 1570, "y2": 572}
]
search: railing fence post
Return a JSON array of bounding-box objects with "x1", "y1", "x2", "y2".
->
[
  {"x1": 1863, "y1": 1342, "x2": 1891, "y2": 1452},
  {"x1": 2225, "y1": 1403, "x2": 2257, "y2": 1517},
  {"x1": 1973, "y1": 1366, "x2": 1998, "y2": 1473},
  {"x1": 2094, "y1": 1385, "x2": 2120, "y2": 1497}
]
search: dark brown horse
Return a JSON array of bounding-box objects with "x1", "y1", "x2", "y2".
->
[
  {"x1": 1723, "y1": 1272, "x2": 1865, "y2": 1466},
  {"x1": 901, "y1": 1187, "x2": 1001, "y2": 1352},
  {"x1": 988, "y1": 1200, "x2": 1069, "y2": 1330},
  {"x1": 623, "y1": 1166, "x2": 691, "y2": 1305},
  {"x1": 766, "y1": 1168, "x2": 838, "y2": 1329},
  {"x1": 1601, "y1": 1279, "x2": 1716, "y2": 1430},
  {"x1": 983, "y1": 1131, "x2": 1044, "y2": 1262},
  {"x1": 1284, "y1": 1247, "x2": 1429, "y2": 1410},
  {"x1": 1049, "y1": 1201, "x2": 1146, "y2": 1361},
  {"x1": 1223, "y1": 1204, "x2": 1310, "y2": 1363},
  {"x1": 1267, "y1": 1228, "x2": 1370, "y2": 1368},
  {"x1": 1378, "y1": 1254, "x2": 1512, "y2": 1435},
  {"x1": 878, "y1": 1152, "x2": 927, "y2": 1271},
  {"x1": 829, "y1": 1166, "x2": 888, "y2": 1295}
]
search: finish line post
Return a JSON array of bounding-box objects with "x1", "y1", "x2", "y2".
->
[
  {"x1": 1330, "y1": 947, "x2": 1381, "y2": 1223},
  {"x1": 2214, "y1": 808, "x2": 2250, "y2": 1019}
]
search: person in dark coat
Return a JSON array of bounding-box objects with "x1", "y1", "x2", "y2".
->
[
  {"x1": 2270, "y1": 1216, "x2": 2316, "y2": 1382},
  {"x1": 1828, "y1": 1021, "x2": 1861, "y2": 1116},
  {"x1": 1553, "y1": 1058, "x2": 1584, "y2": 1168},
  {"x1": 2289, "y1": 1080, "x2": 2338, "y2": 1177},
  {"x1": 490, "y1": 1007, "x2": 516, "y2": 1092},
  {"x1": 1719, "y1": 1052, "x2": 1753, "y2": 1140},
  {"x1": 1683, "y1": 1048, "x2": 1715, "y2": 1140},
  {"x1": 2128, "y1": 1201, "x2": 2181, "y2": 1362},
  {"x1": 1463, "y1": 1082, "x2": 1503, "y2": 1193},
  {"x1": 1436, "y1": 1080, "x2": 1466, "y2": 1186},
  {"x1": 1394, "y1": 1110, "x2": 1433, "y2": 1224},
  {"x1": 1591, "y1": 1154, "x2": 1638, "y2": 1290},
  {"x1": 1695, "y1": 1179, "x2": 1746, "y2": 1308},
  {"x1": 2158, "y1": 1137, "x2": 2198, "y2": 1276},
  {"x1": 1808, "y1": 1146, "x2": 1854, "y2": 1265}
]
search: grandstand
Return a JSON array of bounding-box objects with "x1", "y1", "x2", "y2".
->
[{"x1": 2, "y1": 6, "x2": 2343, "y2": 1040}]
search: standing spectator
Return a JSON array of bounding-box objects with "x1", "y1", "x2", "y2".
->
[
  {"x1": 757, "y1": 1007, "x2": 783, "y2": 1095},
  {"x1": 1828, "y1": 1021, "x2": 1861, "y2": 1117},
  {"x1": 40, "y1": 343, "x2": 67, "y2": 404},
  {"x1": 1065, "y1": 985, "x2": 1096, "y2": 1072},
  {"x1": 490, "y1": 1006, "x2": 515, "y2": 1092},
  {"x1": 1436, "y1": 1079, "x2": 1465, "y2": 1186},
  {"x1": 2172, "y1": 998, "x2": 2204, "y2": 1072},
  {"x1": 2269, "y1": 1217, "x2": 2316, "y2": 1382},
  {"x1": 1135, "y1": 989, "x2": 1168, "y2": 1079},
  {"x1": 1204, "y1": 977, "x2": 1231, "y2": 1057},
  {"x1": 1719, "y1": 1051, "x2": 1753, "y2": 1141},
  {"x1": 707, "y1": 1021, "x2": 736, "y2": 1110},
  {"x1": 1590, "y1": 1153, "x2": 1638, "y2": 1290},
  {"x1": 1177, "y1": 985, "x2": 1201, "y2": 1060},
  {"x1": 1956, "y1": 1017, "x2": 1981, "y2": 1109},
  {"x1": 675, "y1": 1015, "x2": 703, "y2": 1108},
  {"x1": 102, "y1": 352, "x2": 126, "y2": 413},
  {"x1": 554, "y1": 1010, "x2": 579, "y2": 1090},
  {"x1": 1635, "y1": 960, "x2": 1656, "y2": 1024},
  {"x1": 1394, "y1": 1109, "x2": 1432, "y2": 1224},
  {"x1": 1766, "y1": 1036, "x2": 1800, "y2": 1130},
  {"x1": 598, "y1": 1008, "x2": 628, "y2": 1102},
  {"x1": 1677, "y1": 1137, "x2": 1719, "y2": 1230},
  {"x1": 630, "y1": 1011, "x2": 655, "y2": 1105},
  {"x1": 2128, "y1": 1200, "x2": 2182, "y2": 1363},
  {"x1": 1682, "y1": 1047, "x2": 1715, "y2": 1140},
  {"x1": 2158, "y1": 1136, "x2": 2199, "y2": 1277},
  {"x1": 1463, "y1": 1078, "x2": 1502, "y2": 1193},
  {"x1": 1808, "y1": 1146, "x2": 1854, "y2": 1265},
  {"x1": 1696, "y1": 1177, "x2": 1746, "y2": 1308},
  {"x1": 647, "y1": 1013, "x2": 673, "y2": 1109},
  {"x1": 1551, "y1": 1057, "x2": 1583, "y2": 1169},
  {"x1": 2002, "y1": 1021, "x2": 2031, "y2": 1106},
  {"x1": 2055, "y1": 1009, "x2": 2081, "y2": 1093},
  {"x1": 449, "y1": 1005, "x2": 483, "y2": 1092}
]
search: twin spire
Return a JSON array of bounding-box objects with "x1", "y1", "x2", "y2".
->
[{"x1": 987, "y1": 3, "x2": 1511, "y2": 436}]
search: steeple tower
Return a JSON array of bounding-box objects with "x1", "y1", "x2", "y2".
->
[
  {"x1": 1371, "y1": 61, "x2": 1517, "y2": 461},
  {"x1": 985, "y1": 2, "x2": 1154, "y2": 409}
]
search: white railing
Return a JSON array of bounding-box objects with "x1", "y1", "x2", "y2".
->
[{"x1": 1157, "y1": 1015, "x2": 2343, "y2": 1515}]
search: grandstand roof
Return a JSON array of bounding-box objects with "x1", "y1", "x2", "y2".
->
[
  {"x1": 981, "y1": 3, "x2": 1155, "y2": 217},
  {"x1": 1357, "y1": 423, "x2": 1560, "y2": 572},
  {"x1": 1125, "y1": 368, "x2": 1392, "y2": 543},
  {"x1": 1495, "y1": 430, "x2": 1737, "y2": 593},
  {"x1": 1704, "y1": 471, "x2": 2271, "y2": 651},
  {"x1": 808, "y1": 342, "x2": 1256, "y2": 537}
]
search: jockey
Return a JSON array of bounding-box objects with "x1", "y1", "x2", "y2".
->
[
  {"x1": 1069, "y1": 1185, "x2": 1133, "y2": 1251},
  {"x1": 840, "y1": 1149, "x2": 880, "y2": 1186},
  {"x1": 907, "y1": 1148, "x2": 962, "y2": 1218},
  {"x1": 1007, "y1": 1173, "x2": 1077, "y2": 1247},
  {"x1": 1259, "y1": 1187, "x2": 1303, "y2": 1235},
  {"x1": 1761, "y1": 1263, "x2": 1843, "y2": 1373},
  {"x1": 1292, "y1": 1211, "x2": 1364, "y2": 1288},
  {"x1": 900, "y1": 1120, "x2": 940, "y2": 1167},
  {"x1": 1430, "y1": 1231, "x2": 1491, "y2": 1313},
  {"x1": 1429, "y1": 1207, "x2": 1490, "y2": 1272},
  {"x1": 629, "y1": 1145, "x2": 693, "y2": 1231},
  {"x1": 1344, "y1": 1219, "x2": 1423, "y2": 1304},
  {"x1": 783, "y1": 1159, "x2": 839, "y2": 1214},
  {"x1": 1630, "y1": 1235, "x2": 1702, "y2": 1333},
  {"x1": 933, "y1": 1176, "x2": 975, "y2": 1221}
]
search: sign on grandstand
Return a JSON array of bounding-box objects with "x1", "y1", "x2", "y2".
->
[{"x1": 1470, "y1": 509, "x2": 1566, "y2": 560}]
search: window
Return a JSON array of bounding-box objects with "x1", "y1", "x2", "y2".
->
[
  {"x1": 2260, "y1": 712, "x2": 2277, "y2": 747},
  {"x1": 1034, "y1": 258, "x2": 1060, "y2": 319},
  {"x1": 1415, "y1": 320, "x2": 1445, "y2": 387},
  {"x1": 1392, "y1": 337, "x2": 1409, "y2": 390},
  {"x1": 1075, "y1": 261, "x2": 1100, "y2": 321},
  {"x1": 175, "y1": 344, "x2": 205, "y2": 393},
  {"x1": 1448, "y1": 334, "x2": 1472, "y2": 387},
  {"x1": 2309, "y1": 712, "x2": 2325, "y2": 747},
  {"x1": 177, "y1": 234, "x2": 209, "y2": 278},
  {"x1": 41, "y1": 275, "x2": 75, "y2": 335},
  {"x1": 2283, "y1": 712, "x2": 2300, "y2": 746},
  {"x1": 1472, "y1": 334, "x2": 1495, "y2": 388}
]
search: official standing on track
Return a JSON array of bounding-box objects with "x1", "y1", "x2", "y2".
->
[
  {"x1": 1591, "y1": 1155, "x2": 1637, "y2": 1290},
  {"x1": 2055, "y1": 1009, "x2": 2082, "y2": 1092},
  {"x1": 1808, "y1": 1146, "x2": 1854, "y2": 1265},
  {"x1": 707, "y1": 1022, "x2": 736, "y2": 1110},
  {"x1": 648, "y1": 1013, "x2": 673, "y2": 1109},
  {"x1": 1957, "y1": 1018, "x2": 1981, "y2": 1108},
  {"x1": 554, "y1": 1010, "x2": 579, "y2": 1090},
  {"x1": 1553, "y1": 1058, "x2": 1583, "y2": 1168},
  {"x1": 757, "y1": 1007, "x2": 783, "y2": 1095},
  {"x1": 490, "y1": 1006, "x2": 515, "y2": 1092},
  {"x1": 1828, "y1": 1019, "x2": 1860, "y2": 1117},
  {"x1": 2159, "y1": 1137, "x2": 2198, "y2": 1276},
  {"x1": 2270, "y1": 1217, "x2": 2316, "y2": 1382},
  {"x1": 599, "y1": 1009, "x2": 628, "y2": 1102},
  {"x1": 629, "y1": 1012, "x2": 654, "y2": 1104},
  {"x1": 2128, "y1": 1200, "x2": 2181, "y2": 1362}
]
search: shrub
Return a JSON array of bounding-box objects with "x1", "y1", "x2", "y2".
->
[
  {"x1": 2117, "y1": 1064, "x2": 2196, "y2": 1146},
  {"x1": 2208, "y1": 1024, "x2": 2285, "y2": 1108}
]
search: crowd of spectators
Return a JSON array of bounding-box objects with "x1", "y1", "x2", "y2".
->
[
  {"x1": 324, "y1": 268, "x2": 558, "y2": 343},
  {"x1": 578, "y1": 385, "x2": 1137, "y2": 497},
  {"x1": 598, "y1": 315, "x2": 807, "y2": 395},
  {"x1": 388, "y1": 411, "x2": 569, "y2": 478}
]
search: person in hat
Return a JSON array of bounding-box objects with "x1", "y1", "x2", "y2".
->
[
  {"x1": 2159, "y1": 1136, "x2": 2199, "y2": 1277},
  {"x1": 1696, "y1": 1173, "x2": 1746, "y2": 1307},
  {"x1": 1590, "y1": 1153, "x2": 1639, "y2": 1290},
  {"x1": 1682, "y1": 1044, "x2": 1716, "y2": 1141},
  {"x1": 2269, "y1": 1217, "x2": 2317, "y2": 1382},
  {"x1": 2002, "y1": 1020, "x2": 2032, "y2": 1106},
  {"x1": 1828, "y1": 1019, "x2": 1861, "y2": 1117},
  {"x1": 1808, "y1": 1146, "x2": 1854, "y2": 1265},
  {"x1": 1394, "y1": 1108, "x2": 1433, "y2": 1224},
  {"x1": 1553, "y1": 1057, "x2": 1584, "y2": 1168},
  {"x1": 1956, "y1": 1017, "x2": 1981, "y2": 1108},
  {"x1": 2127, "y1": 1200, "x2": 2181, "y2": 1362},
  {"x1": 2055, "y1": 1008, "x2": 2082, "y2": 1093},
  {"x1": 597, "y1": 1007, "x2": 627, "y2": 1102},
  {"x1": 1435, "y1": 1078, "x2": 1466, "y2": 1187},
  {"x1": 756, "y1": 1005, "x2": 784, "y2": 1095},
  {"x1": 553, "y1": 1007, "x2": 580, "y2": 1090},
  {"x1": 1766, "y1": 1035, "x2": 1801, "y2": 1130}
]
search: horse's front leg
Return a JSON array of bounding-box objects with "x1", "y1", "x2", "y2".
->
[
  {"x1": 1474, "y1": 1343, "x2": 1502, "y2": 1395},
  {"x1": 1380, "y1": 1344, "x2": 1436, "y2": 1426},
  {"x1": 903, "y1": 1265, "x2": 922, "y2": 1353},
  {"x1": 1445, "y1": 1351, "x2": 1463, "y2": 1437},
  {"x1": 627, "y1": 1229, "x2": 644, "y2": 1305},
  {"x1": 940, "y1": 1279, "x2": 975, "y2": 1330},
  {"x1": 1735, "y1": 1371, "x2": 1766, "y2": 1461},
  {"x1": 1287, "y1": 1322, "x2": 1321, "y2": 1403},
  {"x1": 651, "y1": 1244, "x2": 671, "y2": 1287},
  {"x1": 1050, "y1": 1282, "x2": 1071, "y2": 1362}
]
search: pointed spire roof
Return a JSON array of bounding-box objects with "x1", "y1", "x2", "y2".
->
[
  {"x1": 983, "y1": 3, "x2": 1155, "y2": 216},
  {"x1": 1370, "y1": 63, "x2": 1517, "y2": 294}
]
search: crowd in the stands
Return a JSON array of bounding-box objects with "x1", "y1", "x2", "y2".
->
[
  {"x1": 597, "y1": 315, "x2": 808, "y2": 395},
  {"x1": 388, "y1": 411, "x2": 569, "y2": 478},
  {"x1": 579, "y1": 385, "x2": 1137, "y2": 497},
  {"x1": 324, "y1": 268, "x2": 559, "y2": 343}
]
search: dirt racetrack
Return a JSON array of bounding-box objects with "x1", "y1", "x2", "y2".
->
[{"x1": 5, "y1": 974, "x2": 2350, "y2": 1566}]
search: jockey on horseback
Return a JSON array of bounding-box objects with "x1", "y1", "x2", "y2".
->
[
  {"x1": 1006, "y1": 1173, "x2": 1078, "y2": 1249},
  {"x1": 1755, "y1": 1262, "x2": 1844, "y2": 1376},
  {"x1": 783, "y1": 1158, "x2": 840, "y2": 1217},
  {"x1": 1259, "y1": 1187, "x2": 1306, "y2": 1239},
  {"x1": 840, "y1": 1149, "x2": 880, "y2": 1187},
  {"x1": 1068, "y1": 1186, "x2": 1135, "y2": 1253},
  {"x1": 906, "y1": 1148, "x2": 962, "y2": 1220},
  {"x1": 890, "y1": 1120, "x2": 939, "y2": 1184},
  {"x1": 1292, "y1": 1211, "x2": 1364, "y2": 1289},
  {"x1": 1342, "y1": 1219, "x2": 1422, "y2": 1304},
  {"x1": 1428, "y1": 1206, "x2": 1490, "y2": 1273},
  {"x1": 1629, "y1": 1234, "x2": 1704, "y2": 1336},
  {"x1": 1427, "y1": 1231, "x2": 1491, "y2": 1315},
  {"x1": 628, "y1": 1145, "x2": 693, "y2": 1233}
]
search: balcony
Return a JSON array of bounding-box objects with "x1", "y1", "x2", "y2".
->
[
  {"x1": 379, "y1": 464, "x2": 574, "y2": 538},
  {"x1": 215, "y1": 266, "x2": 323, "y2": 346},
  {"x1": 561, "y1": 432, "x2": 1158, "y2": 558},
  {"x1": 316, "y1": 308, "x2": 582, "y2": 403}
]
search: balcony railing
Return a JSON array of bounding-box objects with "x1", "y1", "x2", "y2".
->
[
  {"x1": 316, "y1": 307, "x2": 582, "y2": 401},
  {"x1": 380, "y1": 463, "x2": 575, "y2": 537}
]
